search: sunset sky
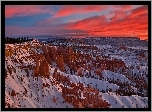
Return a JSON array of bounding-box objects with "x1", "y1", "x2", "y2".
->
[{"x1": 5, "y1": 5, "x2": 148, "y2": 40}]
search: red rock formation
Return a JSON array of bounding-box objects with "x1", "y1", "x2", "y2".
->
[
  {"x1": 33, "y1": 59, "x2": 39, "y2": 77},
  {"x1": 11, "y1": 90, "x2": 16, "y2": 97},
  {"x1": 136, "y1": 66, "x2": 140, "y2": 70},
  {"x1": 56, "y1": 54, "x2": 65, "y2": 72},
  {"x1": 34, "y1": 59, "x2": 50, "y2": 78},
  {"x1": 53, "y1": 97, "x2": 57, "y2": 104},
  {"x1": 119, "y1": 45, "x2": 126, "y2": 50}
]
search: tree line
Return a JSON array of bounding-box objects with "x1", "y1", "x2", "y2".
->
[{"x1": 5, "y1": 37, "x2": 33, "y2": 44}]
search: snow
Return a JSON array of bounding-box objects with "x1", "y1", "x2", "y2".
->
[
  {"x1": 126, "y1": 46, "x2": 148, "y2": 50},
  {"x1": 102, "y1": 93, "x2": 148, "y2": 108},
  {"x1": 5, "y1": 39, "x2": 148, "y2": 108},
  {"x1": 102, "y1": 70, "x2": 136, "y2": 86}
]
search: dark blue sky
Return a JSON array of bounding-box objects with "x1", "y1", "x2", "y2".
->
[{"x1": 5, "y1": 13, "x2": 51, "y2": 27}]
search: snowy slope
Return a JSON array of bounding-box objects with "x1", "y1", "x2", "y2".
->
[
  {"x1": 5, "y1": 39, "x2": 148, "y2": 108},
  {"x1": 102, "y1": 93, "x2": 148, "y2": 108},
  {"x1": 5, "y1": 41, "x2": 74, "y2": 108}
]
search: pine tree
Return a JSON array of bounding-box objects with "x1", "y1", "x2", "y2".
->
[
  {"x1": 18, "y1": 37, "x2": 20, "y2": 43},
  {"x1": 14, "y1": 38, "x2": 16, "y2": 43},
  {"x1": 10, "y1": 38, "x2": 12, "y2": 44},
  {"x1": 21, "y1": 37, "x2": 24, "y2": 43},
  {"x1": 6, "y1": 37, "x2": 9, "y2": 44},
  {"x1": 12, "y1": 38, "x2": 14, "y2": 44},
  {"x1": 7, "y1": 38, "x2": 10, "y2": 43},
  {"x1": 24, "y1": 37, "x2": 26, "y2": 42}
]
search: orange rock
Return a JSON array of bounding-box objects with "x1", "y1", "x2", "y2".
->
[
  {"x1": 78, "y1": 102, "x2": 83, "y2": 108},
  {"x1": 53, "y1": 97, "x2": 57, "y2": 104},
  {"x1": 33, "y1": 59, "x2": 39, "y2": 77},
  {"x1": 100, "y1": 101, "x2": 103, "y2": 108},
  {"x1": 136, "y1": 66, "x2": 140, "y2": 70},
  {"x1": 11, "y1": 90, "x2": 16, "y2": 97}
]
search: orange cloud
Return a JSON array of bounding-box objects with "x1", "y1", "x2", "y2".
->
[
  {"x1": 54, "y1": 5, "x2": 107, "y2": 17},
  {"x1": 5, "y1": 5, "x2": 148, "y2": 40},
  {"x1": 5, "y1": 5, "x2": 52, "y2": 18},
  {"x1": 65, "y1": 5, "x2": 148, "y2": 40}
]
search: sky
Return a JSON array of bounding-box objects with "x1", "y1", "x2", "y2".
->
[{"x1": 5, "y1": 5, "x2": 148, "y2": 40}]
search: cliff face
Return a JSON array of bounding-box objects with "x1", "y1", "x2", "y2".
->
[{"x1": 5, "y1": 39, "x2": 148, "y2": 108}]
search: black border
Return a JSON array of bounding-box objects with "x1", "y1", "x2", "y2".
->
[{"x1": 1, "y1": 1, "x2": 151, "y2": 111}]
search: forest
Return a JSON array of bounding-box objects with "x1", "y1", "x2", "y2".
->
[{"x1": 5, "y1": 37, "x2": 33, "y2": 44}]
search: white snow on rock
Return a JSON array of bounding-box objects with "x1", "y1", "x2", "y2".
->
[{"x1": 5, "y1": 39, "x2": 148, "y2": 108}]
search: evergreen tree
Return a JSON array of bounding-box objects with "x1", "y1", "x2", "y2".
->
[
  {"x1": 7, "y1": 38, "x2": 9, "y2": 43},
  {"x1": 17, "y1": 38, "x2": 19, "y2": 43},
  {"x1": 13, "y1": 38, "x2": 15, "y2": 44},
  {"x1": 12, "y1": 38, "x2": 14, "y2": 44},
  {"x1": 21, "y1": 37, "x2": 24, "y2": 42},
  {"x1": 10, "y1": 38, "x2": 12, "y2": 44},
  {"x1": 7, "y1": 38, "x2": 10, "y2": 43},
  {"x1": 19, "y1": 37, "x2": 20, "y2": 43},
  {"x1": 9, "y1": 38, "x2": 11, "y2": 43},
  {"x1": 6, "y1": 37, "x2": 9, "y2": 43},
  {"x1": 10, "y1": 38, "x2": 13, "y2": 44},
  {"x1": 23, "y1": 37, "x2": 26, "y2": 42},
  {"x1": 14, "y1": 38, "x2": 17, "y2": 43},
  {"x1": 13, "y1": 38, "x2": 15, "y2": 43},
  {"x1": 11, "y1": 38, "x2": 13, "y2": 44}
]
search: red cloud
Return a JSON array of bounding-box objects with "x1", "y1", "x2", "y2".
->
[
  {"x1": 110, "y1": 10, "x2": 128, "y2": 22},
  {"x1": 66, "y1": 15, "x2": 108, "y2": 31},
  {"x1": 65, "y1": 5, "x2": 148, "y2": 40},
  {"x1": 129, "y1": 5, "x2": 148, "y2": 18},
  {"x1": 54, "y1": 5, "x2": 107, "y2": 17},
  {"x1": 5, "y1": 5, "x2": 52, "y2": 18},
  {"x1": 5, "y1": 5, "x2": 148, "y2": 40}
]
